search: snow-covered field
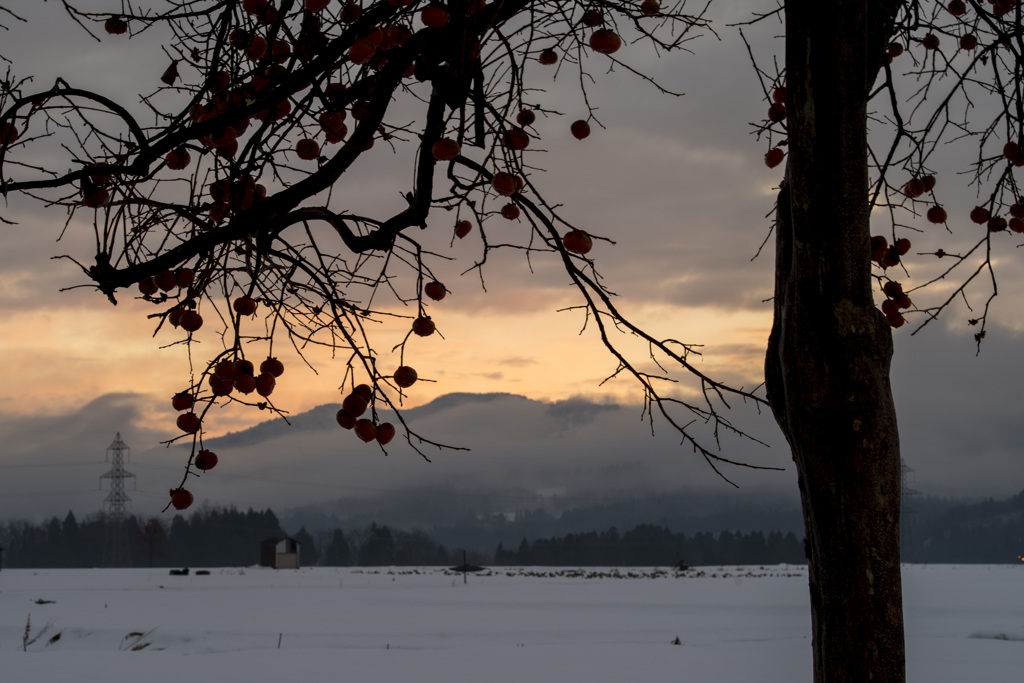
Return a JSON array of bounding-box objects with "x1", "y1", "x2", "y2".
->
[{"x1": 1, "y1": 564, "x2": 1020, "y2": 682}]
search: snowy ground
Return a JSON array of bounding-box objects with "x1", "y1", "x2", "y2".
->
[{"x1": 1, "y1": 564, "x2": 1020, "y2": 682}]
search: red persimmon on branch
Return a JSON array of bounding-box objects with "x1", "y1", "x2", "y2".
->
[{"x1": 3, "y1": 1, "x2": 772, "y2": 510}]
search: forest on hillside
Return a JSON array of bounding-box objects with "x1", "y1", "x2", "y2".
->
[{"x1": 1, "y1": 490, "x2": 1020, "y2": 568}]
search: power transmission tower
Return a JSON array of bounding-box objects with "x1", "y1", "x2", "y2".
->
[{"x1": 100, "y1": 433, "x2": 136, "y2": 567}]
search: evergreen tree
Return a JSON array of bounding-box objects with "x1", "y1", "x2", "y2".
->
[
  {"x1": 358, "y1": 524, "x2": 395, "y2": 566},
  {"x1": 293, "y1": 526, "x2": 318, "y2": 566},
  {"x1": 60, "y1": 511, "x2": 83, "y2": 568},
  {"x1": 137, "y1": 518, "x2": 168, "y2": 568},
  {"x1": 322, "y1": 529, "x2": 351, "y2": 567}
]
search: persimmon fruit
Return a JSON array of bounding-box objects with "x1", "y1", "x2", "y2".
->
[
  {"x1": 234, "y1": 296, "x2": 257, "y2": 316},
  {"x1": 640, "y1": 0, "x2": 661, "y2": 15},
  {"x1": 138, "y1": 277, "x2": 158, "y2": 296},
  {"x1": 171, "y1": 488, "x2": 194, "y2": 510},
  {"x1": 260, "y1": 357, "x2": 285, "y2": 377},
  {"x1": 492, "y1": 172, "x2": 517, "y2": 196},
  {"x1": 177, "y1": 412, "x2": 201, "y2": 434},
  {"x1": 195, "y1": 450, "x2": 219, "y2": 471},
  {"x1": 570, "y1": 120, "x2": 591, "y2": 140},
  {"x1": 256, "y1": 373, "x2": 276, "y2": 397},
  {"x1": 1003, "y1": 141, "x2": 1021, "y2": 164},
  {"x1": 295, "y1": 139, "x2": 320, "y2": 160},
  {"x1": 234, "y1": 373, "x2": 257, "y2": 394},
  {"x1": 209, "y1": 373, "x2": 234, "y2": 396},
  {"x1": 421, "y1": 5, "x2": 450, "y2": 28},
  {"x1": 516, "y1": 109, "x2": 536, "y2": 126},
  {"x1": 0, "y1": 122, "x2": 18, "y2": 146},
  {"x1": 903, "y1": 178, "x2": 925, "y2": 198},
  {"x1": 424, "y1": 280, "x2": 446, "y2": 301},
  {"x1": 105, "y1": 17, "x2": 128, "y2": 35},
  {"x1": 166, "y1": 147, "x2": 191, "y2": 170},
  {"x1": 504, "y1": 128, "x2": 530, "y2": 150},
  {"x1": 336, "y1": 410, "x2": 357, "y2": 429},
  {"x1": 172, "y1": 392, "x2": 195, "y2": 412},
  {"x1": 376, "y1": 422, "x2": 397, "y2": 445},
  {"x1": 589, "y1": 29, "x2": 622, "y2": 55},
  {"x1": 432, "y1": 138, "x2": 460, "y2": 161},
  {"x1": 413, "y1": 316, "x2": 436, "y2": 337},
  {"x1": 926, "y1": 206, "x2": 947, "y2": 224},
  {"x1": 155, "y1": 269, "x2": 178, "y2": 292},
  {"x1": 342, "y1": 393, "x2": 369, "y2": 418},
  {"x1": 563, "y1": 230, "x2": 593, "y2": 255},
  {"x1": 394, "y1": 366, "x2": 418, "y2": 388},
  {"x1": 764, "y1": 148, "x2": 785, "y2": 168},
  {"x1": 176, "y1": 268, "x2": 195, "y2": 288},
  {"x1": 180, "y1": 311, "x2": 204, "y2": 332},
  {"x1": 767, "y1": 103, "x2": 787, "y2": 122},
  {"x1": 82, "y1": 188, "x2": 110, "y2": 208},
  {"x1": 354, "y1": 419, "x2": 378, "y2": 443}
]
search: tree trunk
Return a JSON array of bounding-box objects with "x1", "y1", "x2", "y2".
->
[{"x1": 765, "y1": 1, "x2": 905, "y2": 681}]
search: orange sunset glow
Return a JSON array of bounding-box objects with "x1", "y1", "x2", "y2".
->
[{"x1": 2, "y1": 1, "x2": 1024, "y2": 527}]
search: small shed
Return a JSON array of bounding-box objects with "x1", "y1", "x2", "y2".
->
[{"x1": 260, "y1": 536, "x2": 300, "y2": 569}]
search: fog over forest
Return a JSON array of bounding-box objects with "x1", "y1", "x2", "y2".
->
[{"x1": 2, "y1": 319, "x2": 1022, "y2": 525}]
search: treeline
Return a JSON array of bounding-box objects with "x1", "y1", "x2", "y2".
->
[
  {"x1": 901, "y1": 490, "x2": 1024, "y2": 564},
  {"x1": 0, "y1": 507, "x2": 806, "y2": 568},
  {"x1": 494, "y1": 525, "x2": 806, "y2": 567},
  {"x1": 0, "y1": 507, "x2": 286, "y2": 569},
  {"x1": 0, "y1": 509, "x2": 458, "y2": 568},
  {"x1": 5, "y1": 493, "x2": 1021, "y2": 568}
]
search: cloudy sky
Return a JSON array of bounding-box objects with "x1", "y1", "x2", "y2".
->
[{"x1": 0, "y1": 2, "x2": 1022, "y2": 522}]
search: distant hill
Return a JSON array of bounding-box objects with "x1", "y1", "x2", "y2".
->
[
  {"x1": 206, "y1": 392, "x2": 612, "y2": 450},
  {"x1": 902, "y1": 490, "x2": 1024, "y2": 563}
]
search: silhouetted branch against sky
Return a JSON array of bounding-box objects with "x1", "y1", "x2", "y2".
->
[{"x1": 0, "y1": 1, "x2": 1023, "y2": 512}]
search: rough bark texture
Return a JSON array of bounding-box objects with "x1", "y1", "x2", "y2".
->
[{"x1": 765, "y1": 1, "x2": 905, "y2": 681}]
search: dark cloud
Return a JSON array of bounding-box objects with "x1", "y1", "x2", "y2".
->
[
  {"x1": 3, "y1": 322, "x2": 1023, "y2": 525},
  {"x1": 891, "y1": 321, "x2": 1024, "y2": 499},
  {"x1": 1, "y1": 2, "x2": 1023, "y2": 528}
]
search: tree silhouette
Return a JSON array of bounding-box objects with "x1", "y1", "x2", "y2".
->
[{"x1": 2, "y1": 1, "x2": 1022, "y2": 681}]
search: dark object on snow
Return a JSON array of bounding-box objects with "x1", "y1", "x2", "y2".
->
[
  {"x1": 169, "y1": 567, "x2": 190, "y2": 576},
  {"x1": 33, "y1": 599, "x2": 56, "y2": 605},
  {"x1": 450, "y1": 550, "x2": 486, "y2": 584},
  {"x1": 195, "y1": 570, "x2": 210, "y2": 575}
]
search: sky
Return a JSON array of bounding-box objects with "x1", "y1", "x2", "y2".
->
[{"x1": 0, "y1": 2, "x2": 1022, "y2": 522}]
